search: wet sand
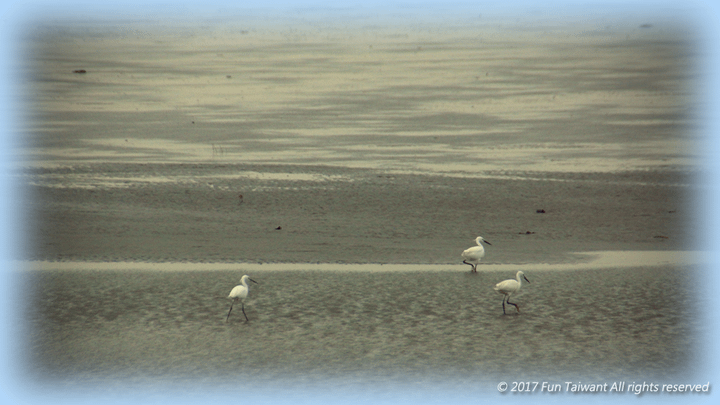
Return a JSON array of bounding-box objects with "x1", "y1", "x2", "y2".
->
[
  {"x1": 24, "y1": 163, "x2": 690, "y2": 264},
  {"x1": 23, "y1": 262, "x2": 704, "y2": 395},
  {"x1": 14, "y1": 9, "x2": 706, "y2": 404},
  {"x1": 24, "y1": 19, "x2": 695, "y2": 174},
  {"x1": 20, "y1": 14, "x2": 697, "y2": 265}
]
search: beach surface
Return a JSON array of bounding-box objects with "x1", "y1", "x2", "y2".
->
[
  {"x1": 14, "y1": 9, "x2": 705, "y2": 401},
  {"x1": 21, "y1": 258, "x2": 705, "y2": 398},
  {"x1": 25, "y1": 162, "x2": 691, "y2": 265},
  {"x1": 19, "y1": 13, "x2": 697, "y2": 264}
]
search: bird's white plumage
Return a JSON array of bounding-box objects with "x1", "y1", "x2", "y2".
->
[
  {"x1": 228, "y1": 281, "x2": 250, "y2": 300},
  {"x1": 494, "y1": 271, "x2": 530, "y2": 314},
  {"x1": 462, "y1": 236, "x2": 491, "y2": 272},
  {"x1": 226, "y1": 275, "x2": 258, "y2": 322}
]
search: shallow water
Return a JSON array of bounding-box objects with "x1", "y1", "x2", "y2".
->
[
  {"x1": 17, "y1": 12, "x2": 704, "y2": 403},
  {"x1": 22, "y1": 264, "x2": 701, "y2": 396},
  {"x1": 24, "y1": 15, "x2": 694, "y2": 177}
]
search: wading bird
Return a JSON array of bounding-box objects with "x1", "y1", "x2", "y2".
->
[
  {"x1": 494, "y1": 271, "x2": 530, "y2": 314},
  {"x1": 226, "y1": 275, "x2": 259, "y2": 322},
  {"x1": 462, "y1": 236, "x2": 492, "y2": 272}
]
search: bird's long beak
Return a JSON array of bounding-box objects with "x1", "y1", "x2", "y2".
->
[
  {"x1": 249, "y1": 278, "x2": 259, "y2": 284},
  {"x1": 523, "y1": 276, "x2": 530, "y2": 283},
  {"x1": 484, "y1": 240, "x2": 492, "y2": 246}
]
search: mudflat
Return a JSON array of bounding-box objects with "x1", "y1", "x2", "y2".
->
[
  {"x1": 26, "y1": 163, "x2": 689, "y2": 264},
  {"x1": 15, "y1": 11, "x2": 706, "y2": 399},
  {"x1": 21, "y1": 16, "x2": 696, "y2": 265}
]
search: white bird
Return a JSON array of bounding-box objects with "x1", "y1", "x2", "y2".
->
[
  {"x1": 494, "y1": 271, "x2": 530, "y2": 314},
  {"x1": 226, "y1": 275, "x2": 259, "y2": 322},
  {"x1": 462, "y1": 236, "x2": 492, "y2": 272}
]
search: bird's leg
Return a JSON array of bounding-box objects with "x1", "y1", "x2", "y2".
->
[
  {"x1": 226, "y1": 301, "x2": 235, "y2": 322},
  {"x1": 462, "y1": 260, "x2": 476, "y2": 273},
  {"x1": 506, "y1": 298, "x2": 520, "y2": 313},
  {"x1": 241, "y1": 303, "x2": 249, "y2": 322},
  {"x1": 502, "y1": 296, "x2": 507, "y2": 315}
]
